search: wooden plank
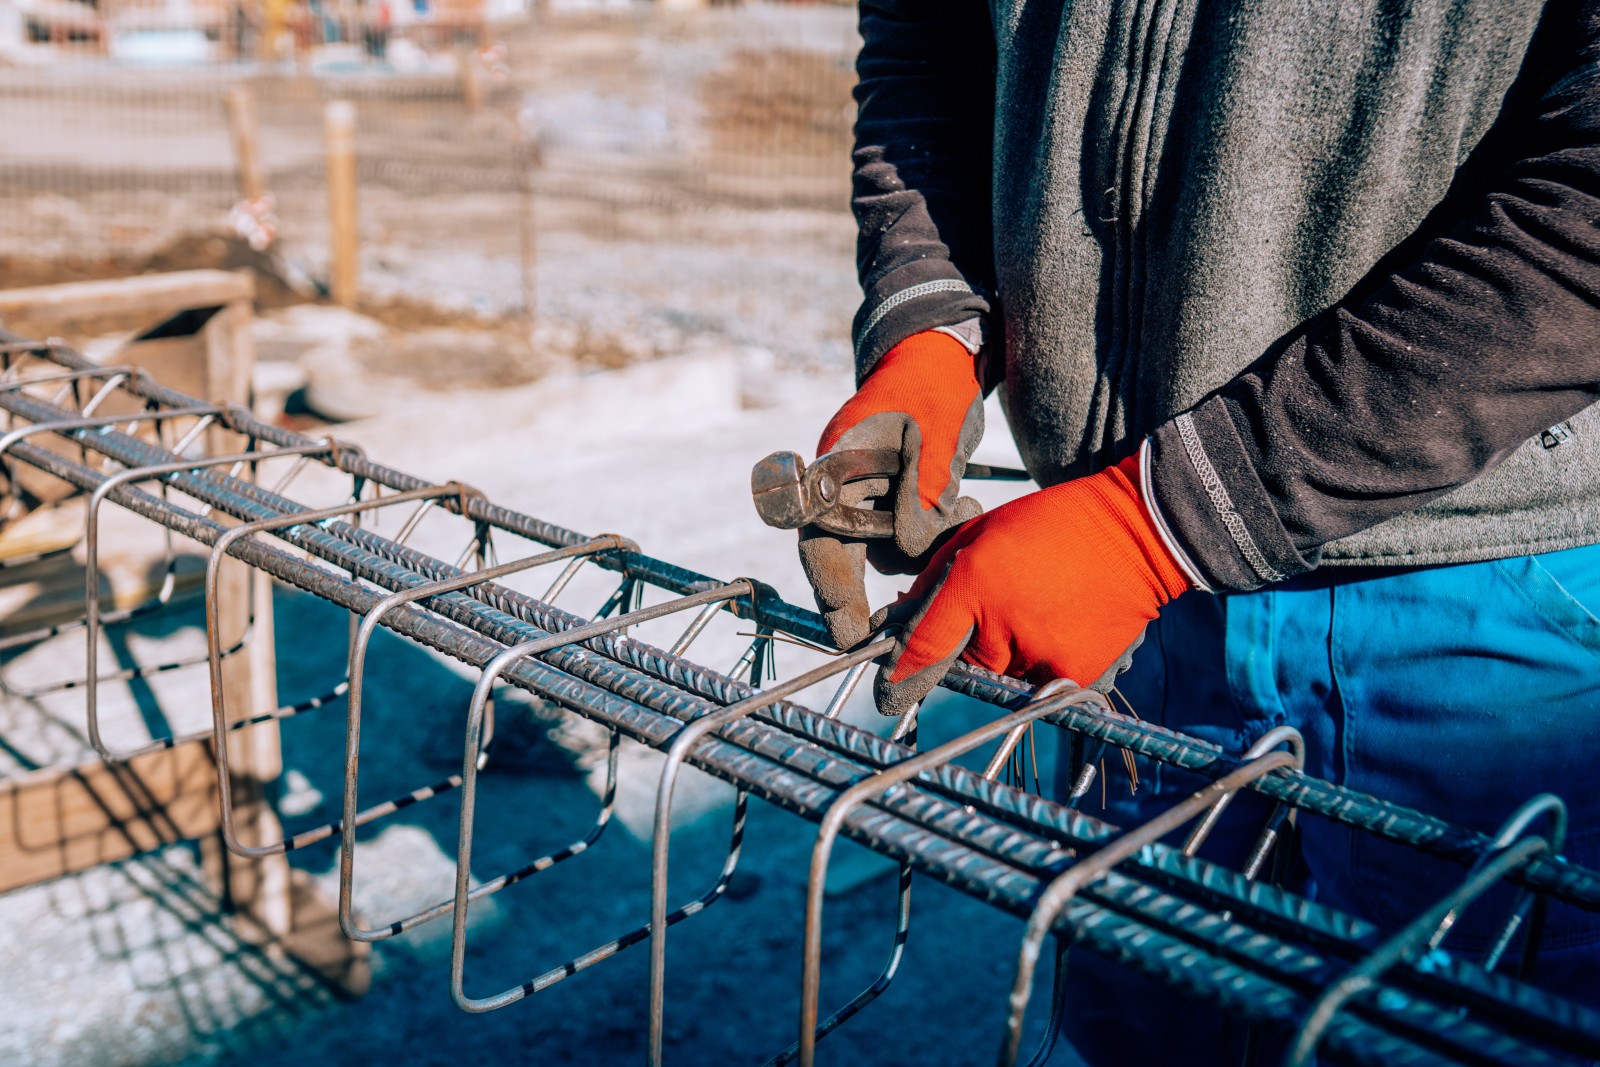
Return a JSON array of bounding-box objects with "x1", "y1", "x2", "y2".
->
[
  {"x1": 204, "y1": 298, "x2": 256, "y2": 412},
  {"x1": 0, "y1": 550, "x2": 206, "y2": 641},
  {"x1": 0, "y1": 271, "x2": 254, "y2": 332},
  {"x1": 194, "y1": 294, "x2": 294, "y2": 937},
  {"x1": 209, "y1": 560, "x2": 291, "y2": 937},
  {"x1": 0, "y1": 740, "x2": 221, "y2": 894},
  {"x1": 0, "y1": 500, "x2": 84, "y2": 564}
]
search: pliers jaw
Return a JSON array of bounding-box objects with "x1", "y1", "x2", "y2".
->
[{"x1": 750, "y1": 448, "x2": 900, "y2": 539}]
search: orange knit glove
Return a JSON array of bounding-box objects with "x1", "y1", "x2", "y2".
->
[
  {"x1": 799, "y1": 331, "x2": 986, "y2": 648},
  {"x1": 817, "y1": 331, "x2": 981, "y2": 510},
  {"x1": 871, "y1": 454, "x2": 1191, "y2": 716}
]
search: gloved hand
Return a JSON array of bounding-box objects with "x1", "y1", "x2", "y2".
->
[
  {"x1": 870, "y1": 454, "x2": 1191, "y2": 717},
  {"x1": 799, "y1": 330, "x2": 986, "y2": 649}
]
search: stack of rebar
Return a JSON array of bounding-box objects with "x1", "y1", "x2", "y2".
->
[{"x1": 1, "y1": 331, "x2": 1598, "y2": 1067}]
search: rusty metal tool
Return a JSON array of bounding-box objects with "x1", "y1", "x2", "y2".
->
[{"x1": 750, "y1": 448, "x2": 1029, "y2": 538}]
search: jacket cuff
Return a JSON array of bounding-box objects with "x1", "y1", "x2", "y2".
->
[
  {"x1": 932, "y1": 317, "x2": 985, "y2": 354},
  {"x1": 1147, "y1": 397, "x2": 1314, "y2": 592},
  {"x1": 1137, "y1": 438, "x2": 1211, "y2": 593},
  {"x1": 852, "y1": 260, "x2": 990, "y2": 383}
]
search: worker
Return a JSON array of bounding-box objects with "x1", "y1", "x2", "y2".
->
[{"x1": 798, "y1": 1, "x2": 1600, "y2": 1059}]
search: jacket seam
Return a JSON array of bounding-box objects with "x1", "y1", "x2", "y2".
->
[
  {"x1": 856, "y1": 279, "x2": 976, "y2": 359},
  {"x1": 1174, "y1": 412, "x2": 1284, "y2": 584}
]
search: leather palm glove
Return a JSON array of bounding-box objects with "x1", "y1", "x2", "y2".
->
[
  {"x1": 870, "y1": 453, "x2": 1192, "y2": 717},
  {"x1": 799, "y1": 330, "x2": 986, "y2": 649}
]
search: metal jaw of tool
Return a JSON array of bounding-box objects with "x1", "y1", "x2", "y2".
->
[
  {"x1": 750, "y1": 448, "x2": 1029, "y2": 538},
  {"x1": 750, "y1": 448, "x2": 899, "y2": 538}
]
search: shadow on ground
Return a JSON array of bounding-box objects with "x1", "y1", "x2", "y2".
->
[{"x1": 4, "y1": 585, "x2": 1080, "y2": 1067}]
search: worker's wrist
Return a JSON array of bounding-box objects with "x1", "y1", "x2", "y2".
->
[
  {"x1": 1030, "y1": 453, "x2": 1195, "y2": 603},
  {"x1": 1109, "y1": 452, "x2": 1192, "y2": 601},
  {"x1": 852, "y1": 264, "x2": 990, "y2": 379},
  {"x1": 1145, "y1": 399, "x2": 1315, "y2": 592},
  {"x1": 869, "y1": 329, "x2": 981, "y2": 392},
  {"x1": 818, "y1": 329, "x2": 983, "y2": 458},
  {"x1": 1137, "y1": 438, "x2": 1212, "y2": 593}
]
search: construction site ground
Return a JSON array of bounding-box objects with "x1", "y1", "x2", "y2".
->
[{"x1": 0, "y1": 3, "x2": 866, "y2": 376}]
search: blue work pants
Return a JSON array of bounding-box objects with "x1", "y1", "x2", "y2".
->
[{"x1": 1058, "y1": 543, "x2": 1600, "y2": 1066}]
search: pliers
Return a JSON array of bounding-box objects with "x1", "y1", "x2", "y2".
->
[{"x1": 751, "y1": 449, "x2": 1028, "y2": 538}]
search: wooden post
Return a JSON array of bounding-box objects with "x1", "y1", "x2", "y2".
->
[
  {"x1": 518, "y1": 134, "x2": 538, "y2": 328},
  {"x1": 225, "y1": 85, "x2": 268, "y2": 203},
  {"x1": 459, "y1": 44, "x2": 485, "y2": 112},
  {"x1": 0, "y1": 271, "x2": 367, "y2": 992},
  {"x1": 324, "y1": 100, "x2": 359, "y2": 308},
  {"x1": 199, "y1": 299, "x2": 292, "y2": 929}
]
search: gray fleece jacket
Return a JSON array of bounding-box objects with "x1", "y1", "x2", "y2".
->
[{"x1": 851, "y1": 0, "x2": 1600, "y2": 590}]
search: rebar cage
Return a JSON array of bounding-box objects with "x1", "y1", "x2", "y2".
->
[{"x1": 2, "y1": 330, "x2": 1599, "y2": 1067}]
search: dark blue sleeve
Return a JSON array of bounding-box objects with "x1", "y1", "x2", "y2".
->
[
  {"x1": 851, "y1": 0, "x2": 997, "y2": 380},
  {"x1": 1150, "y1": 0, "x2": 1600, "y2": 590}
]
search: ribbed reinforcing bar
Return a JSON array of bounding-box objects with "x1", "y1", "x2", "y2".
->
[{"x1": 1, "y1": 331, "x2": 1597, "y2": 1067}]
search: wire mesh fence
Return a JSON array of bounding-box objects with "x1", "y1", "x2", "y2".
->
[{"x1": 0, "y1": 4, "x2": 859, "y2": 328}]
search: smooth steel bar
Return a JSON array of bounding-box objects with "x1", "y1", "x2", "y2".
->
[
  {"x1": 83, "y1": 441, "x2": 337, "y2": 761},
  {"x1": 205, "y1": 482, "x2": 478, "y2": 857},
  {"x1": 761, "y1": 651, "x2": 917, "y2": 1067},
  {"x1": 1429, "y1": 794, "x2": 1569, "y2": 965},
  {"x1": 636, "y1": 681, "x2": 1587, "y2": 1067},
  {"x1": 0, "y1": 340, "x2": 58, "y2": 362},
  {"x1": 1, "y1": 428, "x2": 349, "y2": 668},
  {"x1": 0, "y1": 364, "x2": 137, "y2": 397},
  {"x1": 0, "y1": 404, "x2": 226, "y2": 459},
  {"x1": 1285, "y1": 828, "x2": 1559, "y2": 1067},
  {"x1": 539, "y1": 552, "x2": 592, "y2": 603},
  {"x1": 997, "y1": 749, "x2": 1302, "y2": 1067},
  {"x1": 1182, "y1": 725, "x2": 1306, "y2": 858},
  {"x1": 648, "y1": 637, "x2": 896, "y2": 1067},
  {"x1": 986, "y1": 719, "x2": 1088, "y2": 1066},
  {"x1": 667, "y1": 598, "x2": 730, "y2": 658},
  {"x1": 888, "y1": 703, "x2": 920, "y2": 743},
  {"x1": 0, "y1": 403, "x2": 225, "y2": 517},
  {"x1": 820, "y1": 656, "x2": 874, "y2": 721},
  {"x1": 452, "y1": 792, "x2": 749, "y2": 1013},
  {"x1": 796, "y1": 678, "x2": 1104, "y2": 1067},
  {"x1": 990, "y1": 687, "x2": 1600, "y2": 909},
  {"x1": 760, "y1": 861, "x2": 914, "y2": 1067},
  {"x1": 337, "y1": 536, "x2": 630, "y2": 940},
  {"x1": 980, "y1": 721, "x2": 1030, "y2": 783},
  {"x1": 450, "y1": 582, "x2": 758, "y2": 1008}
]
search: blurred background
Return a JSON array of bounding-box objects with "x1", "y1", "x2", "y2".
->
[{"x1": 0, "y1": 0, "x2": 862, "y2": 414}]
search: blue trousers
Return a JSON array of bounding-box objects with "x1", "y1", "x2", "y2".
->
[{"x1": 1058, "y1": 543, "x2": 1600, "y2": 1066}]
